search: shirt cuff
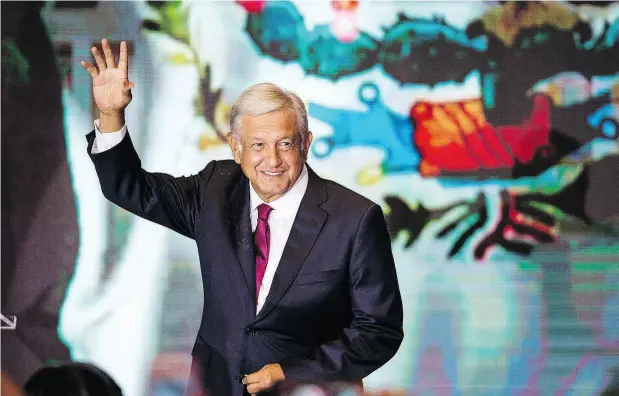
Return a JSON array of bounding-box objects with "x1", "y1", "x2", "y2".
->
[{"x1": 91, "y1": 119, "x2": 127, "y2": 154}]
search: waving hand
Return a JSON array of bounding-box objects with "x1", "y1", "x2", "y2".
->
[{"x1": 80, "y1": 39, "x2": 134, "y2": 115}]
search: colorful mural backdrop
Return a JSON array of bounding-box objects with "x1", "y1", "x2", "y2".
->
[{"x1": 2, "y1": 1, "x2": 618, "y2": 396}]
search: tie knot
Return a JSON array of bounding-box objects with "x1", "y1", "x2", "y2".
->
[{"x1": 257, "y1": 204, "x2": 272, "y2": 221}]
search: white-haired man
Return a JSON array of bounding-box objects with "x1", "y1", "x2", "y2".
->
[{"x1": 81, "y1": 39, "x2": 403, "y2": 396}]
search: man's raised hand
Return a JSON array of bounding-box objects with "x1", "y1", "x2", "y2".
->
[{"x1": 80, "y1": 39, "x2": 134, "y2": 115}]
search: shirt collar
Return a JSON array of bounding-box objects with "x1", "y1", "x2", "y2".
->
[{"x1": 249, "y1": 164, "x2": 309, "y2": 218}]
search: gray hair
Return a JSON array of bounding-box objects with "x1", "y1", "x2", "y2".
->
[{"x1": 229, "y1": 82, "x2": 309, "y2": 148}]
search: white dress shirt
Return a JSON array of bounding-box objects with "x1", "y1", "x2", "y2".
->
[
  {"x1": 91, "y1": 119, "x2": 127, "y2": 154},
  {"x1": 249, "y1": 165, "x2": 308, "y2": 313},
  {"x1": 91, "y1": 120, "x2": 308, "y2": 313}
]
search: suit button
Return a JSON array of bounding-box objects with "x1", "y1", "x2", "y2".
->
[
  {"x1": 245, "y1": 327, "x2": 257, "y2": 336},
  {"x1": 235, "y1": 375, "x2": 243, "y2": 384}
]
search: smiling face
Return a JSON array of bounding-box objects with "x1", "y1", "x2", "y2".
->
[{"x1": 228, "y1": 109, "x2": 313, "y2": 203}]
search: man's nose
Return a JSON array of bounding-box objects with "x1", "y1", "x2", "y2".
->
[{"x1": 264, "y1": 146, "x2": 282, "y2": 168}]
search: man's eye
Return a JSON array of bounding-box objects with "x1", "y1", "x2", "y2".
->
[{"x1": 251, "y1": 143, "x2": 263, "y2": 149}]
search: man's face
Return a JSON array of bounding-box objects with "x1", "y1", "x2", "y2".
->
[{"x1": 228, "y1": 110, "x2": 312, "y2": 203}]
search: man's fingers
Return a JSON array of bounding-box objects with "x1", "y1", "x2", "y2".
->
[
  {"x1": 243, "y1": 372, "x2": 261, "y2": 385},
  {"x1": 102, "y1": 38, "x2": 116, "y2": 69},
  {"x1": 91, "y1": 46, "x2": 106, "y2": 71},
  {"x1": 243, "y1": 364, "x2": 283, "y2": 394},
  {"x1": 244, "y1": 371, "x2": 266, "y2": 394},
  {"x1": 119, "y1": 40, "x2": 129, "y2": 78},
  {"x1": 122, "y1": 80, "x2": 135, "y2": 92},
  {"x1": 246, "y1": 383, "x2": 265, "y2": 394},
  {"x1": 80, "y1": 60, "x2": 98, "y2": 79}
]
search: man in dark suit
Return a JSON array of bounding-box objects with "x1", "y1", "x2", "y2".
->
[{"x1": 81, "y1": 39, "x2": 403, "y2": 396}]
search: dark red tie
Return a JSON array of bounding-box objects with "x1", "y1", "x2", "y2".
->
[{"x1": 254, "y1": 204, "x2": 272, "y2": 301}]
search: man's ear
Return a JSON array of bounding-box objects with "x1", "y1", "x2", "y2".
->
[
  {"x1": 227, "y1": 133, "x2": 241, "y2": 164},
  {"x1": 303, "y1": 130, "x2": 313, "y2": 159}
]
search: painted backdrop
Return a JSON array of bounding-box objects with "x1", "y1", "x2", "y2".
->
[{"x1": 4, "y1": 1, "x2": 618, "y2": 396}]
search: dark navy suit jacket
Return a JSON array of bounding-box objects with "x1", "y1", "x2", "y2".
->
[{"x1": 86, "y1": 130, "x2": 404, "y2": 396}]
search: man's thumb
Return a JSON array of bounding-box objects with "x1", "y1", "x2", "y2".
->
[{"x1": 123, "y1": 81, "x2": 135, "y2": 92}]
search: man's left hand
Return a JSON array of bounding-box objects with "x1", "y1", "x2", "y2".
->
[{"x1": 242, "y1": 363, "x2": 285, "y2": 394}]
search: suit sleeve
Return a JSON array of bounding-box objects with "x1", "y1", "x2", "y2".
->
[
  {"x1": 279, "y1": 204, "x2": 404, "y2": 381},
  {"x1": 85, "y1": 129, "x2": 216, "y2": 239}
]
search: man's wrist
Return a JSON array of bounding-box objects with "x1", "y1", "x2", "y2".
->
[
  {"x1": 272, "y1": 363, "x2": 285, "y2": 381},
  {"x1": 99, "y1": 111, "x2": 125, "y2": 133}
]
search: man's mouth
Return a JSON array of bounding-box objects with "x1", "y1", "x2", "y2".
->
[{"x1": 262, "y1": 171, "x2": 284, "y2": 177}]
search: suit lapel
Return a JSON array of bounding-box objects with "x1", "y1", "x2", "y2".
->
[
  {"x1": 253, "y1": 166, "x2": 328, "y2": 322},
  {"x1": 229, "y1": 175, "x2": 257, "y2": 308}
]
